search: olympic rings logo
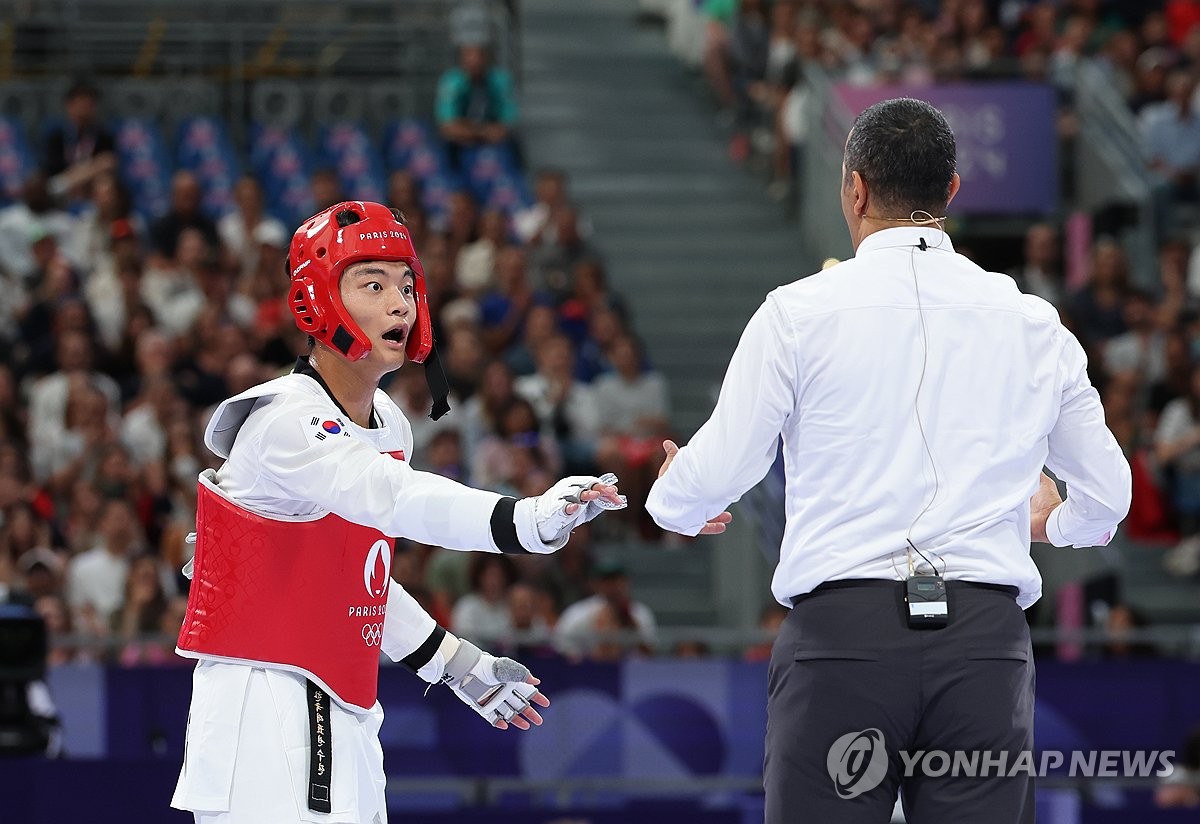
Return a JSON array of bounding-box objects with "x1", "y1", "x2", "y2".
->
[{"x1": 361, "y1": 623, "x2": 383, "y2": 647}]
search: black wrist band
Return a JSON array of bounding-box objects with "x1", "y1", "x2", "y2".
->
[
  {"x1": 401, "y1": 625, "x2": 447, "y2": 672},
  {"x1": 489, "y1": 496, "x2": 530, "y2": 554}
]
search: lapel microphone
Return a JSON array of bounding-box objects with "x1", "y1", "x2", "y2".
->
[{"x1": 918, "y1": 237, "x2": 928, "y2": 251}]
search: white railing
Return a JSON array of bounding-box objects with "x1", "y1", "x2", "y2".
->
[{"x1": 1073, "y1": 60, "x2": 1158, "y2": 284}]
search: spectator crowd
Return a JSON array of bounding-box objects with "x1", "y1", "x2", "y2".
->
[
  {"x1": 7, "y1": 2, "x2": 1200, "y2": 670},
  {"x1": 0, "y1": 45, "x2": 678, "y2": 670},
  {"x1": 684, "y1": 0, "x2": 1200, "y2": 207}
]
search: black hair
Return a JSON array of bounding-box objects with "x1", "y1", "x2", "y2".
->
[
  {"x1": 335, "y1": 208, "x2": 362, "y2": 228},
  {"x1": 334, "y1": 206, "x2": 406, "y2": 228},
  {"x1": 843, "y1": 98, "x2": 956, "y2": 217}
]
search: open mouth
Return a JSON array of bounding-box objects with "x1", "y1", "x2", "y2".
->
[{"x1": 381, "y1": 325, "x2": 408, "y2": 346}]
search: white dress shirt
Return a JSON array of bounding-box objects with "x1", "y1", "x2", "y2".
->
[{"x1": 647, "y1": 227, "x2": 1131, "y2": 610}]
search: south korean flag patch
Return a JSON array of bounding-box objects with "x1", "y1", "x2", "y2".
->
[{"x1": 303, "y1": 415, "x2": 352, "y2": 448}]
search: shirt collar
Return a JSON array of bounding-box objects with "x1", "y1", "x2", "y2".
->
[
  {"x1": 855, "y1": 226, "x2": 955, "y2": 256},
  {"x1": 292, "y1": 355, "x2": 379, "y2": 429}
]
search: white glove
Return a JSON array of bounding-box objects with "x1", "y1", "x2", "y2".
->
[
  {"x1": 441, "y1": 639, "x2": 540, "y2": 727},
  {"x1": 510, "y1": 473, "x2": 628, "y2": 552},
  {"x1": 537, "y1": 471, "x2": 629, "y2": 541}
]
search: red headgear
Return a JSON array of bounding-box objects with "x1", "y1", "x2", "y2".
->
[{"x1": 288, "y1": 201, "x2": 433, "y2": 363}]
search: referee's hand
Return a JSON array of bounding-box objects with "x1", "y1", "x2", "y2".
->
[
  {"x1": 1029, "y1": 471, "x2": 1063, "y2": 543},
  {"x1": 658, "y1": 440, "x2": 681, "y2": 479},
  {"x1": 659, "y1": 440, "x2": 733, "y2": 535}
]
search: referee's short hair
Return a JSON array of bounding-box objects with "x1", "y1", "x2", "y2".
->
[{"x1": 843, "y1": 98, "x2": 957, "y2": 218}]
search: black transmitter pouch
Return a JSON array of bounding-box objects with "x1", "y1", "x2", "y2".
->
[{"x1": 905, "y1": 575, "x2": 948, "y2": 629}]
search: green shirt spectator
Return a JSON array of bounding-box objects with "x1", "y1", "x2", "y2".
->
[
  {"x1": 701, "y1": 0, "x2": 737, "y2": 24},
  {"x1": 436, "y1": 44, "x2": 519, "y2": 154}
]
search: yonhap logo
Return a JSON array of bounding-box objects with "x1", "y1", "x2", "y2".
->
[
  {"x1": 827, "y1": 728, "x2": 889, "y2": 799},
  {"x1": 823, "y1": 730, "x2": 1174, "y2": 800}
]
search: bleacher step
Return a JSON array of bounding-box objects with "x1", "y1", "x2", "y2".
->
[{"x1": 521, "y1": 0, "x2": 796, "y2": 627}]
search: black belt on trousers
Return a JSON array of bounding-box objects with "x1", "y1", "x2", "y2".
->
[
  {"x1": 306, "y1": 679, "x2": 332, "y2": 813},
  {"x1": 789, "y1": 578, "x2": 1019, "y2": 607}
]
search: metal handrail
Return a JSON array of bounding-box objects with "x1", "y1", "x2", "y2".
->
[
  {"x1": 1071, "y1": 58, "x2": 1160, "y2": 284},
  {"x1": 1075, "y1": 61, "x2": 1153, "y2": 203},
  {"x1": 0, "y1": 0, "x2": 520, "y2": 135},
  {"x1": 798, "y1": 63, "x2": 856, "y2": 269}
]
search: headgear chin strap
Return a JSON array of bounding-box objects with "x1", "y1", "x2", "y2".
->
[{"x1": 288, "y1": 200, "x2": 450, "y2": 419}]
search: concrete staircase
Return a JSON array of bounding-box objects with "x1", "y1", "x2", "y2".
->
[
  {"x1": 518, "y1": 0, "x2": 809, "y2": 439},
  {"x1": 516, "y1": 0, "x2": 801, "y2": 629}
]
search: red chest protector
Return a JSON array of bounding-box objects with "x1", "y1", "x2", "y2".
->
[{"x1": 176, "y1": 472, "x2": 395, "y2": 711}]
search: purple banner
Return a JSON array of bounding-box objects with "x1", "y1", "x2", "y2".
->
[
  {"x1": 835, "y1": 83, "x2": 1058, "y2": 215},
  {"x1": 6, "y1": 658, "x2": 1200, "y2": 823}
]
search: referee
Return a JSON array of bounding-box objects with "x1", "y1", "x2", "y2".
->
[{"x1": 647, "y1": 98, "x2": 1130, "y2": 823}]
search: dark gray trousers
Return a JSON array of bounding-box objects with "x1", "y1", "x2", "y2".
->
[{"x1": 765, "y1": 580, "x2": 1035, "y2": 824}]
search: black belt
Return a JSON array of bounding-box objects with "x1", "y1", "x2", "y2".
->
[
  {"x1": 306, "y1": 680, "x2": 332, "y2": 813},
  {"x1": 790, "y1": 578, "x2": 1019, "y2": 607}
]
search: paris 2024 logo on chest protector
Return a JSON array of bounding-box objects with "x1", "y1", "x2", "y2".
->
[
  {"x1": 355, "y1": 539, "x2": 392, "y2": 648},
  {"x1": 364, "y1": 538, "x2": 392, "y2": 598}
]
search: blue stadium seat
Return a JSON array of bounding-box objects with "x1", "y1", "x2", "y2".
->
[
  {"x1": 382, "y1": 118, "x2": 456, "y2": 186},
  {"x1": 382, "y1": 118, "x2": 437, "y2": 172},
  {"x1": 249, "y1": 123, "x2": 292, "y2": 176},
  {"x1": 112, "y1": 117, "x2": 173, "y2": 222},
  {"x1": 0, "y1": 117, "x2": 34, "y2": 206},
  {"x1": 317, "y1": 121, "x2": 386, "y2": 206},
  {"x1": 250, "y1": 123, "x2": 314, "y2": 228},
  {"x1": 460, "y1": 143, "x2": 520, "y2": 202},
  {"x1": 419, "y1": 170, "x2": 465, "y2": 224},
  {"x1": 175, "y1": 116, "x2": 241, "y2": 219},
  {"x1": 484, "y1": 170, "x2": 534, "y2": 215}
]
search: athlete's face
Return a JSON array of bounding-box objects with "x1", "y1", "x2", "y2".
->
[{"x1": 340, "y1": 260, "x2": 416, "y2": 372}]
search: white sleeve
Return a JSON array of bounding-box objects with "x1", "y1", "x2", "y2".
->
[
  {"x1": 248, "y1": 400, "x2": 508, "y2": 552},
  {"x1": 646, "y1": 297, "x2": 797, "y2": 535},
  {"x1": 1044, "y1": 331, "x2": 1132, "y2": 548},
  {"x1": 381, "y1": 583, "x2": 465, "y2": 682},
  {"x1": 381, "y1": 582, "x2": 437, "y2": 662}
]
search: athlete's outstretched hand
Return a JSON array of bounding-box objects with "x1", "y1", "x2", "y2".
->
[
  {"x1": 441, "y1": 641, "x2": 550, "y2": 730},
  {"x1": 533, "y1": 473, "x2": 629, "y2": 544}
]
